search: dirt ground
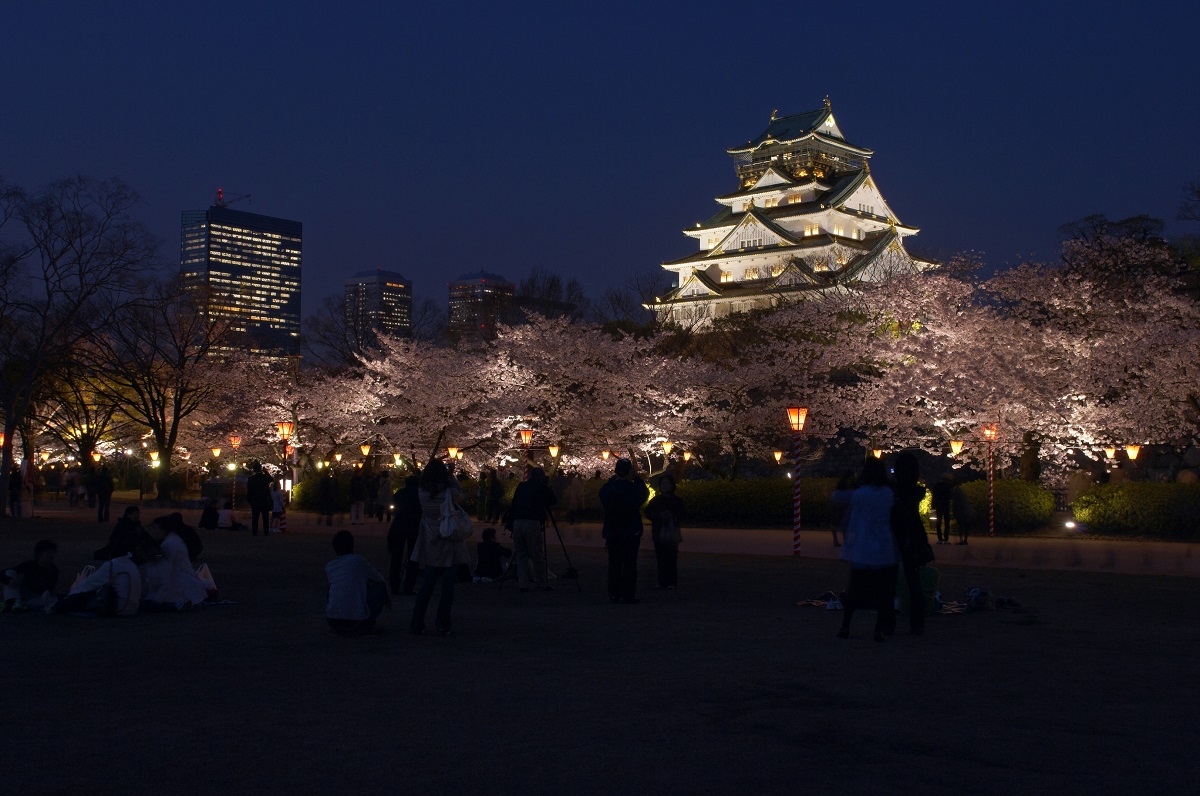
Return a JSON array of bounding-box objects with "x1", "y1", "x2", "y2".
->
[{"x1": 3, "y1": 516, "x2": 1198, "y2": 795}]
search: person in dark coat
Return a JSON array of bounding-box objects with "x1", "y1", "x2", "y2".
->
[
  {"x1": 95, "y1": 465, "x2": 115, "y2": 523},
  {"x1": 486, "y1": 469, "x2": 504, "y2": 524},
  {"x1": 94, "y1": 506, "x2": 142, "y2": 561},
  {"x1": 2, "y1": 539, "x2": 60, "y2": 611},
  {"x1": 198, "y1": 499, "x2": 219, "y2": 530},
  {"x1": 387, "y1": 476, "x2": 422, "y2": 595},
  {"x1": 930, "y1": 474, "x2": 954, "y2": 545},
  {"x1": 644, "y1": 473, "x2": 684, "y2": 589},
  {"x1": 891, "y1": 452, "x2": 931, "y2": 636},
  {"x1": 317, "y1": 470, "x2": 338, "y2": 526},
  {"x1": 599, "y1": 459, "x2": 649, "y2": 604},
  {"x1": 8, "y1": 466, "x2": 23, "y2": 518},
  {"x1": 508, "y1": 467, "x2": 557, "y2": 591},
  {"x1": 473, "y1": 527, "x2": 512, "y2": 581},
  {"x1": 245, "y1": 462, "x2": 274, "y2": 537},
  {"x1": 348, "y1": 472, "x2": 368, "y2": 526}
]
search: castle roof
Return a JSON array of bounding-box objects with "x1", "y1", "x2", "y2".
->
[{"x1": 727, "y1": 103, "x2": 873, "y2": 156}]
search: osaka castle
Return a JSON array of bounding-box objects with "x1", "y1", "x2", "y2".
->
[{"x1": 651, "y1": 99, "x2": 930, "y2": 325}]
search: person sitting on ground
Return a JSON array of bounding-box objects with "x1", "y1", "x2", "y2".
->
[
  {"x1": 2, "y1": 540, "x2": 60, "y2": 613},
  {"x1": 141, "y1": 515, "x2": 211, "y2": 612},
  {"x1": 55, "y1": 534, "x2": 157, "y2": 616},
  {"x1": 198, "y1": 499, "x2": 219, "y2": 530},
  {"x1": 94, "y1": 506, "x2": 142, "y2": 561},
  {"x1": 325, "y1": 530, "x2": 389, "y2": 636},
  {"x1": 217, "y1": 500, "x2": 247, "y2": 532},
  {"x1": 473, "y1": 527, "x2": 512, "y2": 583}
]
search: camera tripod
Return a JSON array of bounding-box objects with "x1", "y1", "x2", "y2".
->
[{"x1": 498, "y1": 508, "x2": 581, "y2": 592}]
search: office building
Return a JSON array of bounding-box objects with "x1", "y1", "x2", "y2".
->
[
  {"x1": 448, "y1": 271, "x2": 513, "y2": 340},
  {"x1": 344, "y1": 269, "x2": 413, "y2": 337},
  {"x1": 181, "y1": 202, "x2": 302, "y2": 357}
]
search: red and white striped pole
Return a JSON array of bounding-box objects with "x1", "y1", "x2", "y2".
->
[
  {"x1": 984, "y1": 424, "x2": 997, "y2": 538},
  {"x1": 787, "y1": 407, "x2": 808, "y2": 556}
]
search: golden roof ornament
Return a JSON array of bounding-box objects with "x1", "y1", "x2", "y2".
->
[
  {"x1": 770, "y1": 108, "x2": 778, "y2": 121},
  {"x1": 823, "y1": 95, "x2": 831, "y2": 110}
]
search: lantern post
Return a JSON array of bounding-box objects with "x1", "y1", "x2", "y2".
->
[
  {"x1": 786, "y1": 407, "x2": 808, "y2": 555},
  {"x1": 983, "y1": 424, "x2": 998, "y2": 537}
]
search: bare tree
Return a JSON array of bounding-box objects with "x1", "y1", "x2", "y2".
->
[
  {"x1": 409, "y1": 297, "x2": 448, "y2": 341},
  {"x1": 1179, "y1": 180, "x2": 1200, "y2": 225},
  {"x1": 0, "y1": 176, "x2": 154, "y2": 500},
  {"x1": 83, "y1": 279, "x2": 230, "y2": 502},
  {"x1": 302, "y1": 294, "x2": 374, "y2": 371}
]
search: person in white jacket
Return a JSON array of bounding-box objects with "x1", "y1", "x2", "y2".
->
[
  {"x1": 141, "y1": 515, "x2": 210, "y2": 611},
  {"x1": 56, "y1": 553, "x2": 145, "y2": 616}
]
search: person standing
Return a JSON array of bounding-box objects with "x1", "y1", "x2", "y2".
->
[
  {"x1": 644, "y1": 474, "x2": 684, "y2": 589},
  {"x1": 8, "y1": 466, "x2": 22, "y2": 518},
  {"x1": 387, "y1": 475, "x2": 422, "y2": 595},
  {"x1": 509, "y1": 467, "x2": 557, "y2": 592},
  {"x1": 891, "y1": 452, "x2": 932, "y2": 636},
  {"x1": 348, "y1": 471, "x2": 367, "y2": 526},
  {"x1": 837, "y1": 457, "x2": 897, "y2": 642},
  {"x1": 375, "y1": 470, "x2": 393, "y2": 523},
  {"x1": 486, "y1": 469, "x2": 504, "y2": 524},
  {"x1": 95, "y1": 465, "x2": 115, "y2": 523},
  {"x1": 952, "y1": 481, "x2": 972, "y2": 545},
  {"x1": 930, "y1": 474, "x2": 954, "y2": 545},
  {"x1": 245, "y1": 462, "x2": 273, "y2": 537},
  {"x1": 476, "y1": 471, "x2": 489, "y2": 522},
  {"x1": 599, "y1": 459, "x2": 649, "y2": 604},
  {"x1": 270, "y1": 480, "x2": 286, "y2": 533},
  {"x1": 409, "y1": 460, "x2": 469, "y2": 636},
  {"x1": 317, "y1": 469, "x2": 339, "y2": 527}
]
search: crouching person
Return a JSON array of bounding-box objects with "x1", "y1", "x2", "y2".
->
[
  {"x1": 325, "y1": 531, "x2": 389, "y2": 636},
  {"x1": 1, "y1": 540, "x2": 60, "y2": 613},
  {"x1": 54, "y1": 536, "x2": 155, "y2": 617}
]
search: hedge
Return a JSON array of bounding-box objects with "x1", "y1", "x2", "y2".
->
[
  {"x1": 956, "y1": 479, "x2": 1055, "y2": 533},
  {"x1": 1071, "y1": 483, "x2": 1200, "y2": 539},
  {"x1": 675, "y1": 478, "x2": 840, "y2": 528}
]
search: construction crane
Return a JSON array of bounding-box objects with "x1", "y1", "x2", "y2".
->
[{"x1": 214, "y1": 188, "x2": 252, "y2": 208}]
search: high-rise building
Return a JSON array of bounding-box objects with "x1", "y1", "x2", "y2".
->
[
  {"x1": 344, "y1": 269, "x2": 413, "y2": 337},
  {"x1": 181, "y1": 203, "x2": 302, "y2": 357},
  {"x1": 448, "y1": 271, "x2": 513, "y2": 340},
  {"x1": 651, "y1": 99, "x2": 929, "y2": 326}
]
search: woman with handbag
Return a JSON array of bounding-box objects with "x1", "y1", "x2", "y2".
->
[
  {"x1": 644, "y1": 474, "x2": 684, "y2": 589},
  {"x1": 409, "y1": 459, "x2": 469, "y2": 636}
]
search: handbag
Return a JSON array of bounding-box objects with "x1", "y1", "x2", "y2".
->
[{"x1": 439, "y1": 489, "x2": 474, "y2": 542}]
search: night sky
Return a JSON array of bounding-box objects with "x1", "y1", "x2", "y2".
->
[{"x1": 5, "y1": 2, "x2": 1199, "y2": 316}]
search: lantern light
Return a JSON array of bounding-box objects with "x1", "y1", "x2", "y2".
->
[
  {"x1": 360, "y1": 443, "x2": 371, "y2": 457},
  {"x1": 212, "y1": 447, "x2": 222, "y2": 458},
  {"x1": 786, "y1": 407, "x2": 808, "y2": 433},
  {"x1": 393, "y1": 453, "x2": 402, "y2": 466},
  {"x1": 285, "y1": 444, "x2": 294, "y2": 456},
  {"x1": 662, "y1": 441, "x2": 674, "y2": 456},
  {"x1": 149, "y1": 451, "x2": 159, "y2": 462},
  {"x1": 334, "y1": 453, "x2": 343, "y2": 463},
  {"x1": 41, "y1": 451, "x2": 51, "y2": 462},
  {"x1": 0, "y1": 432, "x2": 4, "y2": 446},
  {"x1": 316, "y1": 461, "x2": 324, "y2": 469},
  {"x1": 773, "y1": 451, "x2": 783, "y2": 464},
  {"x1": 601, "y1": 450, "x2": 611, "y2": 461},
  {"x1": 1125, "y1": 444, "x2": 1141, "y2": 461},
  {"x1": 683, "y1": 451, "x2": 692, "y2": 462},
  {"x1": 91, "y1": 451, "x2": 101, "y2": 463},
  {"x1": 982, "y1": 424, "x2": 998, "y2": 441},
  {"x1": 1103, "y1": 447, "x2": 1117, "y2": 460},
  {"x1": 276, "y1": 421, "x2": 294, "y2": 441},
  {"x1": 227, "y1": 463, "x2": 236, "y2": 472},
  {"x1": 229, "y1": 434, "x2": 241, "y2": 450},
  {"x1": 949, "y1": 440, "x2": 964, "y2": 456},
  {"x1": 872, "y1": 449, "x2": 883, "y2": 459},
  {"x1": 548, "y1": 445, "x2": 560, "y2": 458},
  {"x1": 447, "y1": 446, "x2": 459, "y2": 458},
  {"x1": 519, "y1": 429, "x2": 533, "y2": 447},
  {"x1": 456, "y1": 451, "x2": 464, "y2": 460}
]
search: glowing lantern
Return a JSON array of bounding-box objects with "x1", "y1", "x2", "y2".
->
[
  {"x1": 683, "y1": 451, "x2": 692, "y2": 462},
  {"x1": 786, "y1": 407, "x2": 808, "y2": 432},
  {"x1": 662, "y1": 441, "x2": 674, "y2": 456},
  {"x1": 949, "y1": 440, "x2": 964, "y2": 456},
  {"x1": 519, "y1": 429, "x2": 533, "y2": 447},
  {"x1": 982, "y1": 424, "x2": 997, "y2": 441},
  {"x1": 334, "y1": 452, "x2": 343, "y2": 462},
  {"x1": 229, "y1": 434, "x2": 241, "y2": 450},
  {"x1": 548, "y1": 445, "x2": 559, "y2": 458},
  {"x1": 149, "y1": 451, "x2": 159, "y2": 462},
  {"x1": 1103, "y1": 447, "x2": 1117, "y2": 460},
  {"x1": 212, "y1": 447, "x2": 221, "y2": 458},
  {"x1": 601, "y1": 450, "x2": 611, "y2": 461},
  {"x1": 91, "y1": 452, "x2": 101, "y2": 463},
  {"x1": 276, "y1": 421, "x2": 294, "y2": 441},
  {"x1": 1125, "y1": 444, "x2": 1141, "y2": 460},
  {"x1": 393, "y1": 454, "x2": 402, "y2": 466},
  {"x1": 447, "y1": 446, "x2": 459, "y2": 458},
  {"x1": 773, "y1": 451, "x2": 783, "y2": 464},
  {"x1": 872, "y1": 449, "x2": 883, "y2": 459}
]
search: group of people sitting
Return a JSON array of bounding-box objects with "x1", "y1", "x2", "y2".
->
[{"x1": 1, "y1": 505, "x2": 217, "y2": 617}]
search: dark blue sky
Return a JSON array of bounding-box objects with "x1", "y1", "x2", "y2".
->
[{"x1": 5, "y1": 2, "x2": 1198, "y2": 315}]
